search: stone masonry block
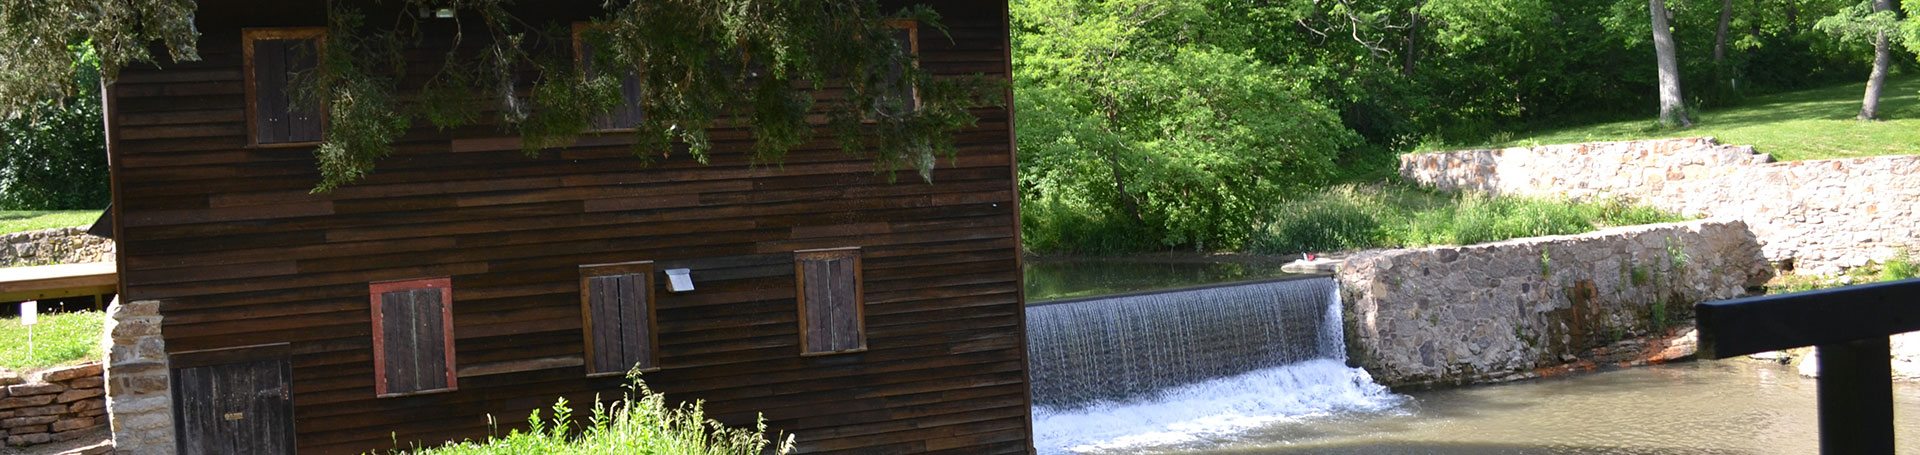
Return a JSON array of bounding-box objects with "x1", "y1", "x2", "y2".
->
[
  {"x1": 53, "y1": 417, "x2": 95, "y2": 432},
  {"x1": 109, "y1": 375, "x2": 168, "y2": 395},
  {"x1": 70, "y1": 398, "x2": 103, "y2": 412},
  {"x1": 1, "y1": 415, "x2": 56, "y2": 428},
  {"x1": 5, "y1": 383, "x2": 65, "y2": 397},
  {"x1": 38, "y1": 363, "x2": 102, "y2": 383},
  {"x1": 67, "y1": 376, "x2": 103, "y2": 390},
  {"x1": 0, "y1": 394, "x2": 55, "y2": 410},
  {"x1": 16, "y1": 404, "x2": 67, "y2": 417},
  {"x1": 8, "y1": 432, "x2": 52, "y2": 446},
  {"x1": 56, "y1": 388, "x2": 103, "y2": 404}
]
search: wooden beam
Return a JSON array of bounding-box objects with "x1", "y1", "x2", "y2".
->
[
  {"x1": 1696, "y1": 278, "x2": 1920, "y2": 359},
  {"x1": 0, "y1": 262, "x2": 118, "y2": 302},
  {"x1": 1817, "y1": 338, "x2": 1895, "y2": 455}
]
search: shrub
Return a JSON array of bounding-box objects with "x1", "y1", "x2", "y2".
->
[
  {"x1": 0, "y1": 44, "x2": 109, "y2": 210},
  {"x1": 383, "y1": 372, "x2": 793, "y2": 455},
  {"x1": 1251, "y1": 184, "x2": 1688, "y2": 254}
]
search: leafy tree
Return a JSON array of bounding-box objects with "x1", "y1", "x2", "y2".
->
[
  {"x1": 0, "y1": 1, "x2": 996, "y2": 193},
  {"x1": 1819, "y1": 0, "x2": 1905, "y2": 120},
  {"x1": 0, "y1": 44, "x2": 108, "y2": 210},
  {"x1": 1014, "y1": 0, "x2": 1357, "y2": 253}
]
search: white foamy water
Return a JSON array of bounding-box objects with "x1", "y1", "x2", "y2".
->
[{"x1": 1032, "y1": 359, "x2": 1406, "y2": 455}]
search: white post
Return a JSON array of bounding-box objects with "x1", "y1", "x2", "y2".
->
[{"x1": 19, "y1": 300, "x2": 37, "y2": 357}]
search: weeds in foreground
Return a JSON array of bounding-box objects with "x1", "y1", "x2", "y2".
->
[
  {"x1": 1250, "y1": 184, "x2": 1688, "y2": 254},
  {"x1": 377, "y1": 372, "x2": 793, "y2": 455},
  {"x1": 1766, "y1": 251, "x2": 1920, "y2": 295}
]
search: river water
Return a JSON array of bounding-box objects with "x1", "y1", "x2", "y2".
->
[
  {"x1": 1024, "y1": 259, "x2": 1920, "y2": 455},
  {"x1": 1037, "y1": 359, "x2": 1920, "y2": 455}
]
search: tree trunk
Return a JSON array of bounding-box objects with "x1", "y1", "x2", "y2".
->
[
  {"x1": 1861, "y1": 0, "x2": 1894, "y2": 120},
  {"x1": 1652, "y1": 0, "x2": 1693, "y2": 127},
  {"x1": 1714, "y1": 0, "x2": 1734, "y2": 63},
  {"x1": 1787, "y1": 4, "x2": 1799, "y2": 34},
  {"x1": 1404, "y1": 8, "x2": 1422, "y2": 76}
]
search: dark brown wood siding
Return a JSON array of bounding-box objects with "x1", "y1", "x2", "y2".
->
[{"x1": 108, "y1": 1, "x2": 1027, "y2": 454}]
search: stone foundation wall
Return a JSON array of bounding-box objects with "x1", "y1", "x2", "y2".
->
[
  {"x1": 1400, "y1": 137, "x2": 1920, "y2": 274},
  {"x1": 0, "y1": 226, "x2": 114, "y2": 267},
  {"x1": 1338, "y1": 220, "x2": 1773, "y2": 387},
  {"x1": 103, "y1": 298, "x2": 172, "y2": 454},
  {"x1": 0, "y1": 363, "x2": 108, "y2": 447}
]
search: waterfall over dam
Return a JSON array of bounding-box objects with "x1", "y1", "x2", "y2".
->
[
  {"x1": 1026, "y1": 277, "x2": 1346, "y2": 409},
  {"x1": 1027, "y1": 277, "x2": 1402, "y2": 454}
]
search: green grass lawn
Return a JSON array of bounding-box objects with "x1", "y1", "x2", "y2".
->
[
  {"x1": 0, "y1": 310, "x2": 104, "y2": 372},
  {"x1": 0, "y1": 211, "x2": 101, "y2": 236},
  {"x1": 1251, "y1": 184, "x2": 1689, "y2": 254},
  {"x1": 1467, "y1": 77, "x2": 1920, "y2": 161}
]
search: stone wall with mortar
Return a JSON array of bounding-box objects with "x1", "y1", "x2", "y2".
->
[
  {"x1": 1338, "y1": 220, "x2": 1773, "y2": 387},
  {"x1": 103, "y1": 298, "x2": 171, "y2": 454},
  {"x1": 1400, "y1": 137, "x2": 1920, "y2": 274},
  {"x1": 0, "y1": 226, "x2": 113, "y2": 268},
  {"x1": 0, "y1": 363, "x2": 108, "y2": 448}
]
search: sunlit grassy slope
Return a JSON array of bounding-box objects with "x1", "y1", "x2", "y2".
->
[{"x1": 1475, "y1": 77, "x2": 1920, "y2": 161}]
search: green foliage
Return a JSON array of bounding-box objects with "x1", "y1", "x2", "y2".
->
[
  {"x1": 384, "y1": 373, "x2": 792, "y2": 455},
  {"x1": 0, "y1": 0, "x2": 199, "y2": 121},
  {"x1": 0, "y1": 43, "x2": 109, "y2": 209},
  {"x1": 0, "y1": 211, "x2": 99, "y2": 236},
  {"x1": 1014, "y1": 0, "x2": 1357, "y2": 253},
  {"x1": 1249, "y1": 184, "x2": 1689, "y2": 254},
  {"x1": 0, "y1": 310, "x2": 104, "y2": 371},
  {"x1": 1880, "y1": 250, "x2": 1919, "y2": 281},
  {"x1": 293, "y1": 1, "x2": 996, "y2": 191}
]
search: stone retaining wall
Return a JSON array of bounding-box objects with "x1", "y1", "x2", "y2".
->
[
  {"x1": 0, "y1": 226, "x2": 114, "y2": 267},
  {"x1": 1338, "y1": 220, "x2": 1773, "y2": 387},
  {"x1": 0, "y1": 363, "x2": 108, "y2": 447},
  {"x1": 1400, "y1": 137, "x2": 1920, "y2": 274}
]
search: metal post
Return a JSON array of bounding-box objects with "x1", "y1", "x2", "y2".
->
[{"x1": 1816, "y1": 337, "x2": 1895, "y2": 455}]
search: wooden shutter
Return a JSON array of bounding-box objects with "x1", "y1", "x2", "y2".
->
[
  {"x1": 797, "y1": 248, "x2": 865, "y2": 355},
  {"x1": 244, "y1": 28, "x2": 325, "y2": 146},
  {"x1": 885, "y1": 20, "x2": 920, "y2": 112},
  {"x1": 369, "y1": 278, "x2": 456, "y2": 397},
  {"x1": 573, "y1": 23, "x2": 646, "y2": 131},
  {"x1": 580, "y1": 261, "x2": 658, "y2": 376}
]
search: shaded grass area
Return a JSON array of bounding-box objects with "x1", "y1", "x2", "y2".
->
[
  {"x1": 1251, "y1": 184, "x2": 1688, "y2": 254},
  {"x1": 1455, "y1": 77, "x2": 1920, "y2": 161},
  {"x1": 0, "y1": 211, "x2": 99, "y2": 236},
  {"x1": 0, "y1": 310, "x2": 104, "y2": 372},
  {"x1": 381, "y1": 375, "x2": 789, "y2": 455}
]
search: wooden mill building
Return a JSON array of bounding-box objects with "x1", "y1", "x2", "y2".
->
[{"x1": 101, "y1": 1, "x2": 1029, "y2": 453}]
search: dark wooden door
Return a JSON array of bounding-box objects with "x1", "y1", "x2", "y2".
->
[{"x1": 173, "y1": 356, "x2": 295, "y2": 455}]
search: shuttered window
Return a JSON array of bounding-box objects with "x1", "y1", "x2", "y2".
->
[
  {"x1": 884, "y1": 20, "x2": 920, "y2": 113},
  {"x1": 369, "y1": 278, "x2": 457, "y2": 397},
  {"x1": 579, "y1": 261, "x2": 658, "y2": 376},
  {"x1": 796, "y1": 248, "x2": 865, "y2": 355},
  {"x1": 243, "y1": 28, "x2": 326, "y2": 146},
  {"x1": 573, "y1": 23, "x2": 645, "y2": 131}
]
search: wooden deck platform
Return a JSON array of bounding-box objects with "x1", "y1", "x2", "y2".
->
[{"x1": 0, "y1": 262, "x2": 118, "y2": 305}]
